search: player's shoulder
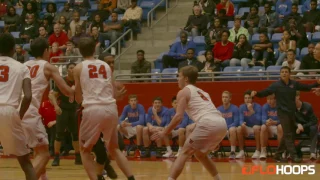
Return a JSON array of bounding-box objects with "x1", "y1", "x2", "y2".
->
[
  {"x1": 239, "y1": 103, "x2": 246, "y2": 109},
  {"x1": 137, "y1": 104, "x2": 145, "y2": 109},
  {"x1": 253, "y1": 102, "x2": 262, "y2": 108},
  {"x1": 147, "y1": 106, "x2": 153, "y2": 112},
  {"x1": 262, "y1": 103, "x2": 269, "y2": 109},
  {"x1": 230, "y1": 104, "x2": 239, "y2": 110},
  {"x1": 217, "y1": 105, "x2": 223, "y2": 110}
]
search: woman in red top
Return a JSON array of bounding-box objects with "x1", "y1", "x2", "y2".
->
[
  {"x1": 213, "y1": 29, "x2": 234, "y2": 69},
  {"x1": 216, "y1": 0, "x2": 234, "y2": 17},
  {"x1": 49, "y1": 42, "x2": 63, "y2": 63}
]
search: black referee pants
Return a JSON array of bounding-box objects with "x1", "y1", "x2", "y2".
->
[{"x1": 277, "y1": 110, "x2": 297, "y2": 157}]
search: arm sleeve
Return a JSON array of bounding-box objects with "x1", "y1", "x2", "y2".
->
[
  {"x1": 296, "y1": 81, "x2": 319, "y2": 91},
  {"x1": 167, "y1": 43, "x2": 179, "y2": 57},
  {"x1": 131, "y1": 105, "x2": 146, "y2": 127},
  {"x1": 254, "y1": 105, "x2": 262, "y2": 125},
  {"x1": 262, "y1": 105, "x2": 268, "y2": 124},
  {"x1": 256, "y1": 83, "x2": 277, "y2": 97},
  {"x1": 303, "y1": 104, "x2": 318, "y2": 128},
  {"x1": 239, "y1": 105, "x2": 244, "y2": 125},
  {"x1": 119, "y1": 106, "x2": 128, "y2": 122}
]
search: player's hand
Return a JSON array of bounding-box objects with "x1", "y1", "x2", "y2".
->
[
  {"x1": 55, "y1": 106, "x2": 62, "y2": 115},
  {"x1": 247, "y1": 103, "x2": 253, "y2": 111},
  {"x1": 312, "y1": 88, "x2": 320, "y2": 96},
  {"x1": 251, "y1": 91, "x2": 257, "y2": 97},
  {"x1": 266, "y1": 119, "x2": 272, "y2": 126},
  {"x1": 297, "y1": 124, "x2": 304, "y2": 132},
  {"x1": 123, "y1": 122, "x2": 131, "y2": 127},
  {"x1": 69, "y1": 88, "x2": 75, "y2": 103},
  {"x1": 152, "y1": 106, "x2": 157, "y2": 115},
  {"x1": 151, "y1": 131, "x2": 165, "y2": 141},
  {"x1": 115, "y1": 86, "x2": 127, "y2": 100},
  {"x1": 241, "y1": 122, "x2": 246, "y2": 127},
  {"x1": 47, "y1": 121, "x2": 56, "y2": 128}
]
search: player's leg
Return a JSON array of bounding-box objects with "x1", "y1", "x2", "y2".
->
[
  {"x1": 194, "y1": 150, "x2": 221, "y2": 180},
  {"x1": 33, "y1": 145, "x2": 50, "y2": 178},
  {"x1": 52, "y1": 111, "x2": 66, "y2": 166},
  {"x1": 251, "y1": 125, "x2": 261, "y2": 158},
  {"x1": 228, "y1": 127, "x2": 237, "y2": 159},
  {"x1": 168, "y1": 145, "x2": 194, "y2": 180},
  {"x1": 153, "y1": 127, "x2": 164, "y2": 158},
  {"x1": 17, "y1": 154, "x2": 37, "y2": 180},
  {"x1": 277, "y1": 124, "x2": 283, "y2": 144},
  {"x1": 141, "y1": 126, "x2": 151, "y2": 158},
  {"x1": 175, "y1": 128, "x2": 186, "y2": 157},
  {"x1": 67, "y1": 109, "x2": 82, "y2": 165},
  {"x1": 162, "y1": 131, "x2": 173, "y2": 158},
  {"x1": 135, "y1": 125, "x2": 143, "y2": 151},
  {"x1": 236, "y1": 126, "x2": 245, "y2": 158},
  {"x1": 260, "y1": 124, "x2": 270, "y2": 159}
]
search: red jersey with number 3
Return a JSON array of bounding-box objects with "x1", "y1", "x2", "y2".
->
[
  {"x1": 81, "y1": 60, "x2": 115, "y2": 107},
  {"x1": 24, "y1": 60, "x2": 49, "y2": 113},
  {"x1": 184, "y1": 84, "x2": 221, "y2": 122},
  {"x1": 0, "y1": 57, "x2": 30, "y2": 109}
]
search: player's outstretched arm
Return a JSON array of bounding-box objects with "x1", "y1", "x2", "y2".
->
[
  {"x1": 46, "y1": 63, "x2": 74, "y2": 100},
  {"x1": 73, "y1": 63, "x2": 83, "y2": 104},
  {"x1": 20, "y1": 78, "x2": 32, "y2": 119}
]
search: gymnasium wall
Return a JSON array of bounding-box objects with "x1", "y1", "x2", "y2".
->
[{"x1": 117, "y1": 80, "x2": 320, "y2": 118}]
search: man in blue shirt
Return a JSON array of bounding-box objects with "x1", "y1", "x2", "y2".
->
[
  {"x1": 162, "y1": 31, "x2": 197, "y2": 68},
  {"x1": 260, "y1": 94, "x2": 283, "y2": 159},
  {"x1": 163, "y1": 96, "x2": 189, "y2": 158},
  {"x1": 141, "y1": 97, "x2": 168, "y2": 158},
  {"x1": 118, "y1": 94, "x2": 145, "y2": 157},
  {"x1": 217, "y1": 91, "x2": 239, "y2": 159},
  {"x1": 237, "y1": 90, "x2": 262, "y2": 159}
]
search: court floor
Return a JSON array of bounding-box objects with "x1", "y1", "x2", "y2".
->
[{"x1": 0, "y1": 156, "x2": 320, "y2": 180}]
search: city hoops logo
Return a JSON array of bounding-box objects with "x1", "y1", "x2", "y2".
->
[{"x1": 242, "y1": 165, "x2": 315, "y2": 175}]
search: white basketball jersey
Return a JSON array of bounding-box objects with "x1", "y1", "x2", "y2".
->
[
  {"x1": 24, "y1": 60, "x2": 49, "y2": 113},
  {"x1": 80, "y1": 60, "x2": 115, "y2": 107},
  {"x1": 0, "y1": 56, "x2": 30, "y2": 109},
  {"x1": 185, "y1": 85, "x2": 221, "y2": 122}
]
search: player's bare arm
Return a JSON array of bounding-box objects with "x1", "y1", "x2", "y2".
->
[
  {"x1": 48, "y1": 91, "x2": 62, "y2": 115},
  {"x1": 151, "y1": 88, "x2": 190, "y2": 140},
  {"x1": 20, "y1": 78, "x2": 32, "y2": 119},
  {"x1": 112, "y1": 76, "x2": 127, "y2": 100},
  {"x1": 73, "y1": 63, "x2": 83, "y2": 104}
]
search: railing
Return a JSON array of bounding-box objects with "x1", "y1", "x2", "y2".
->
[
  {"x1": 50, "y1": 55, "x2": 99, "y2": 64},
  {"x1": 102, "y1": 29, "x2": 133, "y2": 71},
  {"x1": 147, "y1": 0, "x2": 179, "y2": 46},
  {"x1": 114, "y1": 69, "x2": 320, "y2": 82}
]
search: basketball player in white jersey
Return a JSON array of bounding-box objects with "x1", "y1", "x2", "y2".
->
[
  {"x1": 73, "y1": 38, "x2": 134, "y2": 180},
  {"x1": 0, "y1": 33, "x2": 37, "y2": 180},
  {"x1": 23, "y1": 38, "x2": 75, "y2": 179},
  {"x1": 152, "y1": 65, "x2": 227, "y2": 180}
]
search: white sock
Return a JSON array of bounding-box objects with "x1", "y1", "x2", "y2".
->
[
  {"x1": 166, "y1": 146, "x2": 172, "y2": 152},
  {"x1": 231, "y1": 146, "x2": 236, "y2": 152},
  {"x1": 168, "y1": 177, "x2": 175, "y2": 180},
  {"x1": 239, "y1": 150, "x2": 244, "y2": 153},
  {"x1": 261, "y1": 147, "x2": 267, "y2": 152},
  {"x1": 178, "y1": 147, "x2": 182, "y2": 152},
  {"x1": 214, "y1": 174, "x2": 222, "y2": 180}
]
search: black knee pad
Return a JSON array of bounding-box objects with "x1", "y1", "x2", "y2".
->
[
  {"x1": 93, "y1": 139, "x2": 107, "y2": 165},
  {"x1": 55, "y1": 131, "x2": 65, "y2": 142}
]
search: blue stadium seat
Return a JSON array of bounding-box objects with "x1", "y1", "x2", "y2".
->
[
  {"x1": 221, "y1": 67, "x2": 243, "y2": 81},
  {"x1": 296, "y1": 48, "x2": 300, "y2": 60},
  {"x1": 88, "y1": 4, "x2": 98, "y2": 12},
  {"x1": 16, "y1": 8, "x2": 23, "y2": 15},
  {"x1": 312, "y1": 32, "x2": 320, "y2": 42},
  {"x1": 298, "y1": 5, "x2": 302, "y2": 14},
  {"x1": 273, "y1": 48, "x2": 279, "y2": 59},
  {"x1": 80, "y1": 16, "x2": 88, "y2": 21},
  {"x1": 271, "y1": 33, "x2": 282, "y2": 43},
  {"x1": 23, "y1": 44, "x2": 31, "y2": 51},
  {"x1": 11, "y1": 32, "x2": 20, "y2": 38},
  {"x1": 300, "y1": 47, "x2": 308, "y2": 60},
  {"x1": 251, "y1": 34, "x2": 260, "y2": 44},
  {"x1": 266, "y1": 66, "x2": 281, "y2": 80},
  {"x1": 140, "y1": 0, "x2": 156, "y2": 20},
  {"x1": 0, "y1": 21, "x2": 4, "y2": 28},
  {"x1": 162, "y1": 68, "x2": 178, "y2": 82},
  {"x1": 242, "y1": 66, "x2": 266, "y2": 80},
  {"x1": 193, "y1": 36, "x2": 205, "y2": 53},
  {"x1": 237, "y1": 7, "x2": 250, "y2": 16},
  {"x1": 174, "y1": 36, "x2": 192, "y2": 43},
  {"x1": 198, "y1": 50, "x2": 205, "y2": 56},
  {"x1": 227, "y1": 21, "x2": 234, "y2": 29},
  {"x1": 306, "y1": 32, "x2": 312, "y2": 41},
  {"x1": 154, "y1": 52, "x2": 168, "y2": 70},
  {"x1": 151, "y1": 69, "x2": 161, "y2": 82}
]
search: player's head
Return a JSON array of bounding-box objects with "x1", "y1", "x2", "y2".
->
[
  {"x1": 99, "y1": 53, "x2": 115, "y2": 72},
  {"x1": 178, "y1": 65, "x2": 198, "y2": 89},
  {"x1": 67, "y1": 62, "x2": 76, "y2": 76},
  {"x1": 266, "y1": 94, "x2": 276, "y2": 107},
  {"x1": 78, "y1": 37, "x2": 96, "y2": 58},
  {"x1": 244, "y1": 90, "x2": 253, "y2": 104},
  {"x1": 280, "y1": 66, "x2": 291, "y2": 81},
  {"x1": 295, "y1": 91, "x2": 300, "y2": 103},
  {"x1": 128, "y1": 94, "x2": 138, "y2": 108},
  {"x1": 171, "y1": 96, "x2": 177, "y2": 109},
  {"x1": 30, "y1": 37, "x2": 49, "y2": 59},
  {"x1": 0, "y1": 33, "x2": 15, "y2": 57},
  {"x1": 222, "y1": 91, "x2": 232, "y2": 105},
  {"x1": 153, "y1": 96, "x2": 163, "y2": 111}
]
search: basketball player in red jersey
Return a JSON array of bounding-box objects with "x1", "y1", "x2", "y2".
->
[{"x1": 23, "y1": 37, "x2": 74, "y2": 179}]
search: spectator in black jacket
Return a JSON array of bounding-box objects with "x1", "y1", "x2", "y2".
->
[
  {"x1": 20, "y1": 14, "x2": 39, "y2": 43},
  {"x1": 229, "y1": 34, "x2": 252, "y2": 67},
  {"x1": 205, "y1": 18, "x2": 225, "y2": 50},
  {"x1": 297, "y1": 43, "x2": 320, "y2": 79},
  {"x1": 295, "y1": 91, "x2": 318, "y2": 160},
  {"x1": 178, "y1": 48, "x2": 204, "y2": 71},
  {"x1": 184, "y1": 5, "x2": 208, "y2": 38},
  {"x1": 69, "y1": 0, "x2": 91, "y2": 16}
]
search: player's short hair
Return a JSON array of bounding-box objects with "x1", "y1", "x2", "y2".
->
[
  {"x1": 30, "y1": 38, "x2": 49, "y2": 58},
  {"x1": 78, "y1": 37, "x2": 96, "y2": 57},
  {"x1": 287, "y1": 49, "x2": 296, "y2": 54},
  {"x1": 296, "y1": 91, "x2": 300, "y2": 96},
  {"x1": 0, "y1": 33, "x2": 15, "y2": 56},
  {"x1": 222, "y1": 91, "x2": 232, "y2": 98},
  {"x1": 244, "y1": 90, "x2": 252, "y2": 97},
  {"x1": 98, "y1": 52, "x2": 114, "y2": 61},
  {"x1": 280, "y1": 66, "x2": 291, "y2": 73},
  {"x1": 67, "y1": 62, "x2": 76, "y2": 69},
  {"x1": 179, "y1": 65, "x2": 198, "y2": 84},
  {"x1": 172, "y1": 96, "x2": 177, "y2": 102},
  {"x1": 128, "y1": 94, "x2": 137, "y2": 100},
  {"x1": 153, "y1": 96, "x2": 163, "y2": 103},
  {"x1": 137, "y1": 50, "x2": 144, "y2": 54}
]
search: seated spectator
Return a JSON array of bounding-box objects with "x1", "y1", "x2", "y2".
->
[
  {"x1": 13, "y1": 44, "x2": 29, "y2": 63},
  {"x1": 212, "y1": 30, "x2": 234, "y2": 68},
  {"x1": 230, "y1": 34, "x2": 252, "y2": 67},
  {"x1": 130, "y1": 50, "x2": 152, "y2": 78},
  {"x1": 89, "y1": 3, "x2": 110, "y2": 22},
  {"x1": 114, "y1": 0, "x2": 131, "y2": 14},
  {"x1": 285, "y1": 18, "x2": 308, "y2": 49},
  {"x1": 122, "y1": 0, "x2": 143, "y2": 40},
  {"x1": 281, "y1": 3, "x2": 302, "y2": 28},
  {"x1": 295, "y1": 91, "x2": 318, "y2": 160},
  {"x1": 118, "y1": 94, "x2": 145, "y2": 158},
  {"x1": 217, "y1": 91, "x2": 239, "y2": 159},
  {"x1": 302, "y1": 0, "x2": 320, "y2": 13},
  {"x1": 198, "y1": 0, "x2": 216, "y2": 17},
  {"x1": 282, "y1": 49, "x2": 300, "y2": 71},
  {"x1": 217, "y1": 9, "x2": 229, "y2": 27},
  {"x1": 141, "y1": 97, "x2": 168, "y2": 158},
  {"x1": 90, "y1": 26, "x2": 105, "y2": 55},
  {"x1": 21, "y1": 2, "x2": 38, "y2": 21},
  {"x1": 54, "y1": 3, "x2": 73, "y2": 23},
  {"x1": 178, "y1": 48, "x2": 203, "y2": 71},
  {"x1": 200, "y1": 50, "x2": 218, "y2": 72},
  {"x1": 100, "y1": 0, "x2": 116, "y2": 13},
  {"x1": 58, "y1": 16, "x2": 70, "y2": 34},
  {"x1": 38, "y1": 26, "x2": 49, "y2": 39},
  {"x1": 205, "y1": 18, "x2": 225, "y2": 50},
  {"x1": 71, "y1": 25, "x2": 89, "y2": 47},
  {"x1": 257, "y1": 2, "x2": 279, "y2": 34},
  {"x1": 69, "y1": 11, "x2": 85, "y2": 37},
  {"x1": 244, "y1": 6, "x2": 259, "y2": 35},
  {"x1": 49, "y1": 42, "x2": 63, "y2": 63},
  {"x1": 103, "y1": 12, "x2": 123, "y2": 47},
  {"x1": 301, "y1": 0, "x2": 320, "y2": 32},
  {"x1": 42, "y1": 17, "x2": 54, "y2": 35},
  {"x1": 275, "y1": 0, "x2": 292, "y2": 21},
  {"x1": 228, "y1": 18, "x2": 250, "y2": 43},
  {"x1": 44, "y1": 3, "x2": 57, "y2": 24},
  {"x1": 216, "y1": 0, "x2": 234, "y2": 18},
  {"x1": 162, "y1": 96, "x2": 189, "y2": 158},
  {"x1": 298, "y1": 43, "x2": 320, "y2": 79},
  {"x1": 3, "y1": 6, "x2": 20, "y2": 32},
  {"x1": 237, "y1": 90, "x2": 262, "y2": 159},
  {"x1": 249, "y1": 33, "x2": 273, "y2": 67},
  {"x1": 64, "y1": 41, "x2": 81, "y2": 62},
  {"x1": 183, "y1": 5, "x2": 208, "y2": 37},
  {"x1": 48, "y1": 23, "x2": 69, "y2": 50},
  {"x1": 20, "y1": 14, "x2": 39, "y2": 43},
  {"x1": 260, "y1": 94, "x2": 282, "y2": 159},
  {"x1": 89, "y1": 14, "x2": 106, "y2": 33},
  {"x1": 69, "y1": 0, "x2": 90, "y2": 16},
  {"x1": 162, "y1": 31, "x2": 196, "y2": 68},
  {"x1": 276, "y1": 30, "x2": 296, "y2": 65}
]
